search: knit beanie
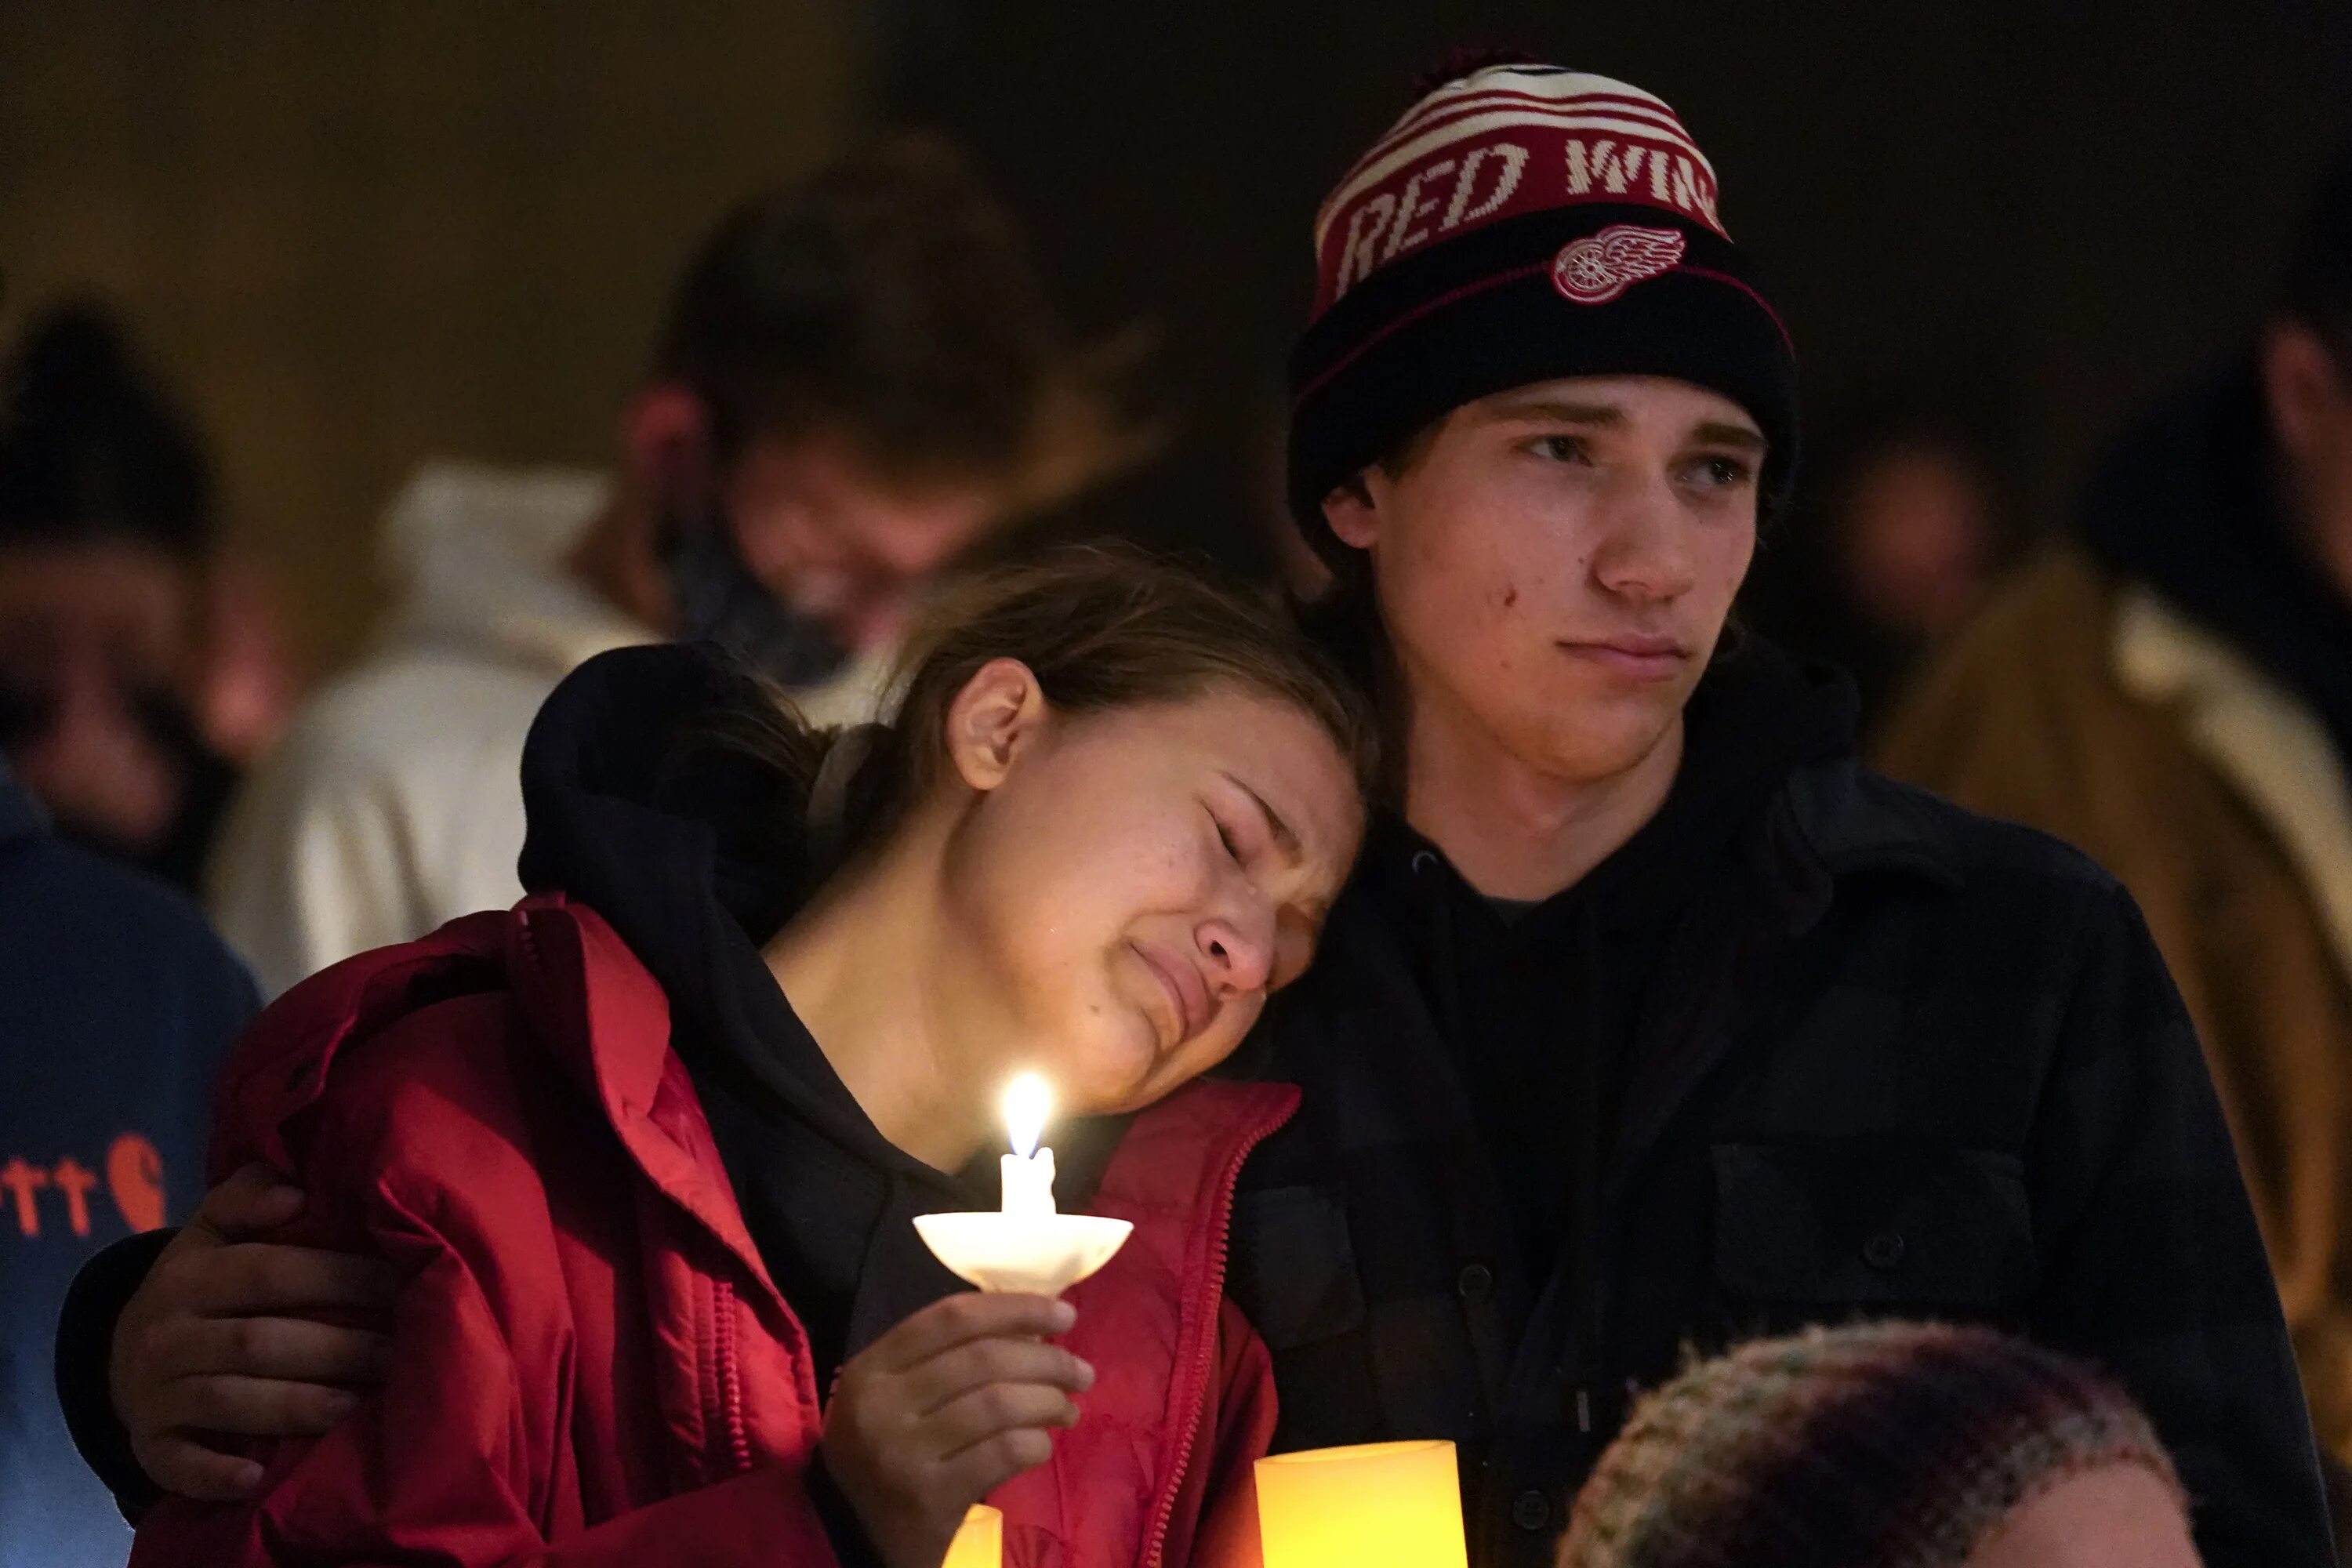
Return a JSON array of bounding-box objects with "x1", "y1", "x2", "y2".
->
[
  {"x1": 1555, "y1": 1321, "x2": 2186, "y2": 1568},
  {"x1": 1286, "y1": 59, "x2": 1798, "y2": 563}
]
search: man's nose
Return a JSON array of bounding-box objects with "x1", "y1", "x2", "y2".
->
[{"x1": 1592, "y1": 471, "x2": 1697, "y2": 602}]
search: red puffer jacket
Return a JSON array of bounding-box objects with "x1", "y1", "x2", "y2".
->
[{"x1": 129, "y1": 895, "x2": 1291, "y2": 1568}]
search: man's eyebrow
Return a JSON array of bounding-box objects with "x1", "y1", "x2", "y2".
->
[
  {"x1": 1484, "y1": 397, "x2": 1625, "y2": 427},
  {"x1": 1692, "y1": 420, "x2": 1769, "y2": 453},
  {"x1": 1223, "y1": 771, "x2": 1302, "y2": 861}
]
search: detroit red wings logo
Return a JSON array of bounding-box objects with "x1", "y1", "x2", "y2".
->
[{"x1": 1551, "y1": 223, "x2": 1688, "y2": 304}]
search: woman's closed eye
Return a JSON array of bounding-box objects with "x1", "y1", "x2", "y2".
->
[{"x1": 1209, "y1": 807, "x2": 1245, "y2": 864}]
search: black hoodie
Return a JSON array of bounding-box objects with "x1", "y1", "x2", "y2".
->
[{"x1": 1365, "y1": 641, "x2": 1857, "y2": 1270}]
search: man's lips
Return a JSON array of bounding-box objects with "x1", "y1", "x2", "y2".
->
[
  {"x1": 1132, "y1": 942, "x2": 1211, "y2": 1044},
  {"x1": 1556, "y1": 633, "x2": 1692, "y2": 681}
]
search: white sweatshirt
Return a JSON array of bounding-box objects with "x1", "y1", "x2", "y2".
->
[{"x1": 208, "y1": 461, "x2": 888, "y2": 997}]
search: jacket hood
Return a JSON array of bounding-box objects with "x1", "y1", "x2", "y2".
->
[
  {"x1": 516, "y1": 641, "x2": 907, "y2": 1171},
  {"x1": 379, "y1": 460, "x2": 652, "y2": 677},
  {"x1": 517, "y1": 642, "x2": 794, "y2": 956},
  {"x1": 1664, "y1": 635, "x2": 1860, "y2": 875}
]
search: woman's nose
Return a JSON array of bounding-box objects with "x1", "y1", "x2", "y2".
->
[{"x1": 1196, "y1": 914, "x2": 1274, "y2": 998}]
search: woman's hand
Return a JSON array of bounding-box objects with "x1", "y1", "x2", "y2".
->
[
  {"x1": 820, "y1": 1292, "x2": 1094, "y2": 1568},
  {"x1": 112, "y1": 1165, "x2": 400, "y2": 1499}
]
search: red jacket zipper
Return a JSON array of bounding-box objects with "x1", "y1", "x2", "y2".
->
[
  {"x1": 1139, "y1": 1094, "x2": 1298, "y2": 1568},
  {"x1": 713, "y1": 1276, "x2": 755, "y2": 1473}
]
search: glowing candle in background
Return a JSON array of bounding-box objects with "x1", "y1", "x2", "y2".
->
[
  {"x1": 942, "y1": 1504, "x2": 1002, "y2": 1568},
  {"x1": 999, "y1": 1073, "x2": 1056, "y2": 1216},
  {"x1": 1255, "y1": 1440, "x2": 1468, "y2": 1568}
]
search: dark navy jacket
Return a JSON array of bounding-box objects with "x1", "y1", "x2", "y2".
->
[{"x1": 0, "y1": 765, "x2": 255, "y2": 1568}]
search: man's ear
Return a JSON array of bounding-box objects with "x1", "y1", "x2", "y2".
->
[
  {"x1": 2261, "y1": 323, "x2": 2347, "y2": 463},
  {"x1": 622, "y1": 383, "x2": 716, "y2": 500},
  {"x1": 1321, "y1": 472, "x2": 1382, "y2": 552},
  {"x1": 942, "y1": 658, "x2": 1050, "y2": 793}
]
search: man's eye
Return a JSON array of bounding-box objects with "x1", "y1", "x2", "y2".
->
[
  {"x1": 1213, "y1": 812, "x2": 1243, "y2": 862},
  {"x1": 1530, "y1": 435, "x2": 1589, "y2": 463},
  {"x1": 1693, "y1": 456, "x2": 1755, "y2": 488}
]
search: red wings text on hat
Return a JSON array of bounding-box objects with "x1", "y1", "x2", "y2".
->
[{"x1": 1312, "y1": 67, "x2": 1726, "y2": 315}]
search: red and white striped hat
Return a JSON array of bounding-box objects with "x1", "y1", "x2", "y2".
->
[
  {"x1": 1312, "y1": 67, "x2": 1726, "y2": 314},
  {"x1": 1287, "y1": 58, "x2": 1797, "y2": 553}
]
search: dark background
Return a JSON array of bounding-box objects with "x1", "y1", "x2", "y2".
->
[
  {"x1": 5, "y1": 3, "x2": 2347, "y2": 668},
  {"x1": 887, "y1": 2, "x2": 2352, "y2": 579}
]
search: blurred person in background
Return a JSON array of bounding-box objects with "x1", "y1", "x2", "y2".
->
[
  {"x1": 1554, "y1": 1322, "x2": 2201, "y2": 1568},
  {"x1": 209, "y1": 132, "x2": 1144, "y2": 998},
  {"x1": 0, "y1": 747, "x2": 259, "y2": 1568},
  {"x1": 1835, "y1": 434, "x2": 2002, "y2": 651},
  {"x1": 1744, "y1": 401, "x2": 2012, "y2": 729},
  {"x1": 0, "y1": 303, "x2": 276, "y2": 895},
  {"x1": 1881, "y1": 150, "x2": 2352, "y2": 1525}
]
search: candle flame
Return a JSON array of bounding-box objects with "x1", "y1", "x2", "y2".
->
[{"x1": 1003, "y1": 1073, "x2": 1051, "y2": 1160}]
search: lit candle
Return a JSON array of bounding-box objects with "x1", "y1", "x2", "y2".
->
[
  {"x1": 999, "y1": 1073, "x2": 1056, "y2": 1216},
  {"x1": 942, "y1": 1504, "x2": 1002, "y2": 1568},
  {"x1": 1255, "y1": 1440, "x2": 1468, "y2": 1568}
]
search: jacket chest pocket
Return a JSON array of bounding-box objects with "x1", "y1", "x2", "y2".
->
[
  {"x1": 1711, "y1": 1142, "x2": 2040, "y2": 1309},
  {"x1": 1227, "y1": 1184, "x2": 1369, "y2": 1350}
]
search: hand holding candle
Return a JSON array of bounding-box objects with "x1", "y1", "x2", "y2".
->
[{"x1": 819, "y1": 1296, "x2": 1087, "y2": 1568}]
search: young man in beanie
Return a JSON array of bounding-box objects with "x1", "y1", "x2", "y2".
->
[
  {"x1": 43, "y1": 60, "x2": 2337, "y2": 1568},
  {"x1": 1220, "y1": 59, "x2": 2330, "y2": 1567}
]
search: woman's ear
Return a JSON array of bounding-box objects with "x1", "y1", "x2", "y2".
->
[
  {"x1": 943, "y1": 659, "x2": 1049, "y2": 793},
  {"x1": 1322, "y1": 472, "x2": 1382, "y2": 551}
]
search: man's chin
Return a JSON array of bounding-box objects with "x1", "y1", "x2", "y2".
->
[{"x1": 1508, "y1": 692, "x2": 1683, "y2": 785}]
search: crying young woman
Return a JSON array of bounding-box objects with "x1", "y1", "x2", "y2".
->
[{"x1": 128, "y1": 548, "x2": 1373, "y2": 1568}]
